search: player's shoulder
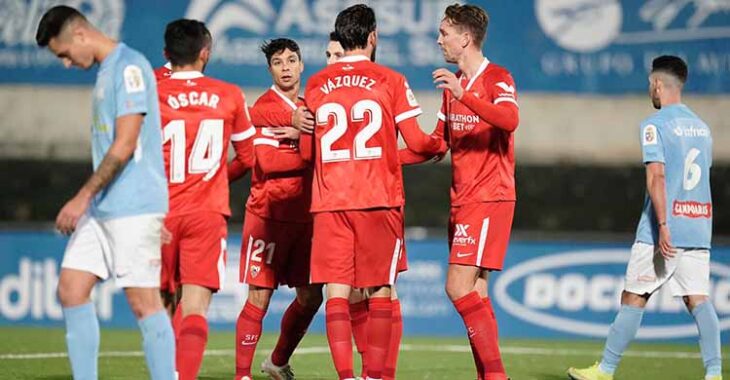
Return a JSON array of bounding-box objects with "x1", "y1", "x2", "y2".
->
[
  {"x1": 641, "y1": 110, "x2": 668, "y2": 129},
  {"x1": 483, "y1": 62, "x2": 514, "y2": 83},
  {"x1": 253, "y1": 88, "x2": 278, "y2": 108},
  {"x1": 367, "y1": 61, "x2": 406, "y2": 83},
  {"x1": 116, "y1": 43, "x2": 152, "y2": 71}
]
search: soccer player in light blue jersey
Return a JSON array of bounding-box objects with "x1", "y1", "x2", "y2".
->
[
  {"x1": 568, "y1": 56, "x2": 722, "y2": 380},
  {"x1": 35, "y1": 6, "x2": 174, "y2": 380}
]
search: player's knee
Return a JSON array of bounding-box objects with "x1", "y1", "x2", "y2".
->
[
  {"x1": 246, "y1": 289, "x2": 272, "y2": 312},
  {"x1": 682, "y1": 295, "x2": 708, "y2": 311},
  {"x1": 125, "y1": 290, "x2": 163, "y2": 319},
  {"x1": 57, "y1": 280, "x2": 89, "y2": 307},
  {"x1": 445, "y1": 281, "x2": 469, "y2": 302},
  {"x1": 297, "y1": 289, "x2": 323, "y2": 310}
]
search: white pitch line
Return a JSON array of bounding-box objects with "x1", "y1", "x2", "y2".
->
[{"x1": 0, "y1": 345, "x2": 708, "y2": 361}]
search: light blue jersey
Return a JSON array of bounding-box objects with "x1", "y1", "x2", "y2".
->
[
  {"x1": 90, "y1": 43, "x2": 168, "y2": 220},
  {"x1": 635, "y1": 104, "x2": 712, "y2": 249}
]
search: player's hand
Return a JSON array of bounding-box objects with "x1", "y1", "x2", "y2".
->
[
  {"x1": 270, "y1": 126, "x2": 300, "y2": 141},
  {"x1": 658, "y1": 224, "x2": 676, "y2": 259},
  {"x1": 433, "y1": 68, "x2": 463, "y2": 100},
  {"x1": 161, "y1": 224, "x2": 173, "y2": 245},
  {"x1": 292, "y1": 106, "x2": 315, "y2": 134},
  {"x1": 55, "y1": 192, "x2": 91, "y2": 235}
]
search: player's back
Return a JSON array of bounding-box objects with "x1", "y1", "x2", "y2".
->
[
  {"x1": 305, "y1": 56, "x2": 417, "y2": 212},
  {"x1": 636, "y1": 104, "x2": 712, "y2": 248},
  {"x1": 158, "y1": 72, "x2": 245, "y2": 217}
]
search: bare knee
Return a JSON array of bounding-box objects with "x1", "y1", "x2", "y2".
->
[
  {"x1": 297, "y1": 285, "x2": 323, "y2": 310},
  {"x1": 682, "y1": 295, "x2": 709, "y2": 312},
  {"x1": 125, "y1": 288, "x2": 164, "y2": 319},
  {"x1": 247, "y1": 287, "x2": 273, "y2": 312},
  {"x1": 621, "y1": 290, "x2": 649, "y2": 308},
  {"x1": 57, "y1": 269, "x2": 97, "y2": 307}
]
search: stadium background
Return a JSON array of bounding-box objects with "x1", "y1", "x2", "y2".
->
[{"x1": 0, "y1": 0, "x2": 728, "y2": 378}]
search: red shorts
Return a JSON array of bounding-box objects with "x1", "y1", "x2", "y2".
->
[
  {"x1": 240, "y1": 211, "x2": 312, "y2": 289},
  {"x1": 448, "y1": 201, "x2": 514, "y2": 271},
  {"x1": 161, "y1": 211, "x2": 227, "y2": 292},
  {"x1": 311, "y1": 208, "x2": 405, "y2": 288}
]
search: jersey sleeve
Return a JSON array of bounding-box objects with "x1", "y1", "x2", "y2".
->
[
  {"x1": 459, "y1": 70, "x2": 519, "y2": 132},
  {"x1": 489, "y1": 71, "x2": 518, "y2": 107},
  {"x1": 114, "y1": 60, "x2": 150, "y2": 117},
  {"x1": 228, "y1": 90, "x2": 255, "y2": 181},
  {"x1": 249, "y1": 106, "x2": 293, "y2": 128},
  {"x1": 392, "y1": 74, "x2": 422, "y2": 124},
  {"x1": 640, "y1": 118, "x2": 665, "y2": 164}
]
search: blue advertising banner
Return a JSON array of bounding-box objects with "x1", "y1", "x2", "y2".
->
[
  {"x1": 1, "y1": 1, "x2": 728, "y2": 93},
  {"x1": 1, "y1": 232, "x2": 729, "y2": 342}
]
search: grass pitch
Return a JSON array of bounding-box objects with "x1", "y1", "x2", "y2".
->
[{"x1": 0, "y1": 327, "x2": 727, "y2": 379}]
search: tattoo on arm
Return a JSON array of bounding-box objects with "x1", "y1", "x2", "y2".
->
[{"x1": 81, "y1": 154, "x2": 126, "y2": 196}]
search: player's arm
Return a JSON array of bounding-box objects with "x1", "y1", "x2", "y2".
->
[
  {"x1": 433, "y1": 68, "x2": 519, "y2": 132},
  {"x1": 399, "y1": 117, "x2": 447, "y2": 165},
  {"x1": 254, "y1": 136, "x2": 307, "y2": 174},
  {"x1": 248, "y1": 105, "x2": 315, "y2": 133},
  {"x1": 392, "y1": 76, "x2": 447, "y2": 159},
  {"x1": 640, "y1": 122, "x2": 674, "y2": 258},
  {"x1": 228, "y1": 92, "x2": 255, "y2": 182}
]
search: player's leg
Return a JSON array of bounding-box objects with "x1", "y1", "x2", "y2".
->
[
  {"x1": 383, "y1": 288, "x2": 401, "y2": 380},
  {"x1": 266, "y1": 284, "x2": 323, "y2": 378},
  {"x1": 349, "y1": 288, "x2": 369, "y2": 378},
  {"x1": 569, "y1": 242, "x2": 675, "y2": 380},
  {"x1": 366, "y1": 285, "x2": 393, "y2": 380},
  {"x1": 236, "y1": 285, "x2": 273, "y2": 379},
  {"x1": 673, "y1": 249, "x2": 721, "y2": 379},
  {"x1": 446, "y1": 203, "x2": 511, "y2": 379},
  {"x1": 311, "y1": 211, "x2": 357, "y2": 380},
  {"x1": 237, "y1": 212, "x2": 279, "y2": 379},
  {"x1": 57, "y1": 215, "x2": 110, "y2": 380},
  {"x1": 174, "y1": 212, "x2": 227, "y2": 380},
  {"x1": 267, "y1": 222, "x2": 323, "y2": 376},
  {"x1": 105, "y1": 214, "x2": 175, "y2": 380}
]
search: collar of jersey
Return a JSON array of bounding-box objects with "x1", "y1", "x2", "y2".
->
[
  {"x1": 338, "y1": 55, "x2": 369, "y2": 63},
  {"x1": 100, "y1": 43, "x2": 124, "y2": 70},
  {"x1": 270, "y1": 85, "x2": 299, "y2": 110},
  {"x1": 460, "y1": 57, "x2": 490, "y2": 91},
  {"x1": 170, "y1": 71, "x2": 204, "y2": 80}
]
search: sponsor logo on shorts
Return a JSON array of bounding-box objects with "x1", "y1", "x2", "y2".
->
[
  {"x1": 672, "y1": 200, "x2": 712, "y2": 218},
  {"x1": 456, "y1": 252, "x2": 474, "y2": 258},
  {"x1": 250, "y1": 265, "x2": 260, "y2": 278},
  {"x1": 452, "y1": 224, "x2": 476, "y2": 246}
]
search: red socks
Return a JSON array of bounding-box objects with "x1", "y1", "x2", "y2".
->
[
  {"x1": 366, "y1": 297, "x2": 393, "y2": 379},
  {"x1": 383, "y1": 299, "x2": 402, "y2": 380},
  {"x1": 176, "y1": 314, "x2": 208, "y2": 380},
  {"x1": 235, "y1": 301, "x2": 265, "y2": 378},
  {"x1": 453, "y1": 292, "x2": 505, "y2": 378},
  {"x1": 271, "y1": 299, "x2": 319, "y2": 366},
  {"x1": 326, "y1": 298, "x2": 354, "y2": 379},
  {"x1": 350, "y1": 299, "x2": 369, "y2": 377}
]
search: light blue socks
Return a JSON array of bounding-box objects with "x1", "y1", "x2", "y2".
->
[
  {"x1": 63, "y1": 302, "x2": 100, "y2": 380},
  {"x1": 138, "y1": 310, "x2": 176, "y2": 380},
  {"x1": 599, "y1": 304, "x2": 645, "y2": 375},
  {"x1": 692, "y1": 301, "x2": 722, "y2": 377}
]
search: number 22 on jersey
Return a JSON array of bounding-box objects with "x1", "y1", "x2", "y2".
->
[
  {"x1": 317, "y1": 100, "x2": 383, "y2": 163},
  {"x1": 163, "y1": 119, "x2": 224, "y2": 183}
]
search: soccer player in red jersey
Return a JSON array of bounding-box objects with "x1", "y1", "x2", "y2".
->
[
  {"x1": 400, "y1": 5, "x2": 518, "y2": 380},
  {"x1": 156, "y1": 19, "x2": 255, "y2": 380},
  {"x1": 233, "y1": 38, "x2": 322, "y2": 380},
  {"x1": 302, "y1": 5, "x2": 444, "y2": 380}
]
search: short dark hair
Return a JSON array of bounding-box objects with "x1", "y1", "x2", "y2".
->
[
  {"x1": 334, "y1": 4, "x2": 376, "y2": 51},
  {"x1": 164, "y1": 19, "x2": 212, "y2": 66},
  {"x1": 36, "y1": 5, "x2": 87, "y2": 47},
  {"x1": 329, "y1": 31, "x2": 339, "y2": 43},
  {"x1": 260, "y1": 38, "x2": 301, "y2": 66},
  {"x1": 444, "y1": 3, "x2": 489, "y2": 46},
  {"x1": 652, "y1": 55, "x2": 688, "y2": 84}
]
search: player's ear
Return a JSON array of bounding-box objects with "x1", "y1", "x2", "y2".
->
[
  {"x1": 368, "y1": 30, "x2": 377, "y2": 48},
  {"x1": 199, "y1": 47, "x2": 210, "y2": 65}
]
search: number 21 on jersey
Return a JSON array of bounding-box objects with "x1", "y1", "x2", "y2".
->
[
  {"x1": 317, "y1": 100, "x2": 383, "y2": 163},
  {"x1": 163, "y1": 119, "x2": 223, "y2": 183}
]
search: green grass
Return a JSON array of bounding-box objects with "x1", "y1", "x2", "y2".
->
[{"x1": 0, "y1": 327, "x2": 727, "y2": 379}]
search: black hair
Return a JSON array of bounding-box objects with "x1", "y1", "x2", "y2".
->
[
  {"x1": 36, "y1": 5, "x2": 86, "y2": 47},
  {"x1": 329, "y1": 31, "x2": 339, "y2": 42},
  {"x1": 652, "y1": 55, "x2": 688, "y2": 84},
  {"x1": 260, "y1": 38, "x2": 301, "y2": 66},
  {"x1": 334, "y1": 4, "x2": 376, "y2": 51},
  {"x1": 164, "y1": 19, "x2": 212, "y2": 66}
]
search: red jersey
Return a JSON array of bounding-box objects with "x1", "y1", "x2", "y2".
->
[
  {"x1": 304, "y1": 55, "x2": 425, "y2": 212},
  {"x1": 435, "y1": 58, "x2": 519, "y2": 205},
  {"x1": 246, "y1": 87, "x2": 312, "y2": 223},
  {"x1": 154, "y1": 63, "x2": 172, "y2": 82},
  {"x1": 158, "y1": 71, "x2": 254, "y2": 217}
]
